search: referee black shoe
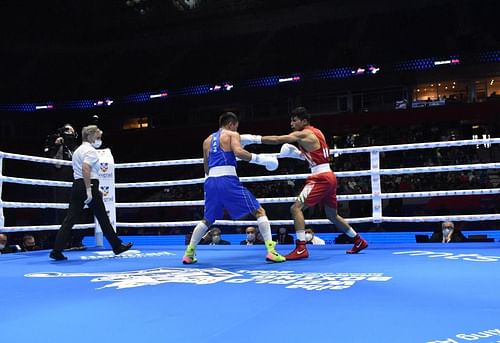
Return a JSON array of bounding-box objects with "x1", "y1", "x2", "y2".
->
[
  {"x1": 49, "y1": 250, "x2": 68, "y2": 261},
  {"x1": 113, "y1": 242, "x2": 133, "y2": 255}
]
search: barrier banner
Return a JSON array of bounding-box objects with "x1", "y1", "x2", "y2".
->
[{"x1": 94, "y1": 149, "x2": 116, "y2": 247}]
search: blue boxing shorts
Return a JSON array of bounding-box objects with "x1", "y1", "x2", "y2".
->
[{"x1": 204, "y1": 175, "x2": 260, "y2": 223}]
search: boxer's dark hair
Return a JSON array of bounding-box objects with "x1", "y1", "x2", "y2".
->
[
  {"x1": 219, "y1": 112, "x2": 239, "y2": 127},
  {"x1": 290, "y1": 107, "x2": 310, "y2": 122}
]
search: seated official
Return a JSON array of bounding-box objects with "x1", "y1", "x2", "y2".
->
[
  {"x1": 430, "y1": 221, "x2": 467, "y2": 243},
  {"x1": 0, "y1": 233, "x2": 21, "y2": 254},
  {"x1": 201, "y1": 227, "x2": 231, "y2": 245},
  {"x1": 305, "y1": 227, "x2": 325, "y2": 245},
  {"x1": 272, "y1": 227, "x2": 294, "y2": 244},
  {"x1": 21, "y1": 235, "x2": 42, "y2": 252},
  {"x1": 240, "y1": 226, "x2": 264, "y2": 245}
]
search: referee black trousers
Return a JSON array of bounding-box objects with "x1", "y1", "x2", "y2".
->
[{"x1": 53, "y1": 179, "x2": 122, "y2": 252}]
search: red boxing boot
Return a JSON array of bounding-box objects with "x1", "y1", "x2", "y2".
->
[
  {"x1": 346, "y1": 235, "x2": 368, "y2": 254},
  {"x1": 285, "y1": 240, "x2": 309, "y2": 260}
]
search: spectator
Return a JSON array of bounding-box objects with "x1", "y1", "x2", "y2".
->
[
  {"x1": 240, "y1": 226, "x2": 263, "y2": 245},
  {"x1": 0, "y1": 233, "x2": 20, "y2": 254},
  {"x1": 272, "y1": 227, "x2": 294, "y2": 244},
  {"x1": 305, "y1": 227, "x2": 326, "y2": 245},
  {"x1": 202, "y1": 227, "x2": 231, "y2": 245},
  {"x1": 0, "y1": 233, "x2": 10, "y2": 254},
  {"x1": 430, "y1": 221, "x2": 467, "y2": 243},
  {"x1": 255, "y1": 231, "x2": 265, "y2": 244},
  {"x1": 21, "y1": 235, "x2": 41, "y2": 252}
]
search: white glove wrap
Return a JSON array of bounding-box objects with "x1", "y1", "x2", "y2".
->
[
  {"x1": 279, "y1": 143, "x2": 305, "y2": 160},
  {"x1": 84, "y1": 187, "x2": 93, "y2": 205},
  {"x1": 240, "y1": 134, "x2": 262, "y2": 147},
  {"x1": 250, "y1": 153, "x2": 279, "y2": 171}
]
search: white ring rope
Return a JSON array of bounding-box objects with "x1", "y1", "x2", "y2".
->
[
  {"x1": 2, "y1": 202, "x2": 69, "y2": 209},
  {"x1": 115, "y1": 214, "x2": 500, "y2": 228},
  {"x1": 115, "y1": 158, "x2": 203, "y2": 169},
  {"x1": 110, "y1": 171, "x2": 375, "y2": 189},
  {"x1": 2, "y1": 224, "x2": 94, "y2": 232},
  {"x1": 380, "y1": 163, "x2": 500, "y2": 175},
  {"x1": 332, "y1": 138, "x2": 500, "y2": 154},
  {"x1": 2, "y1": 176, "x2": 72, "y2": 188},
  {"x1": 3, "y1": 214, "x2": 500, "y2": 232},
  {"x1": 380, "y1": 188, "x2": 500, "y2": 199},
  {"x1": 1, "y1": 138, "x2": 499, "y2": 232},
  {"x1": 0, "y1": 152, "x2": 72, "y2": 166},
  {"x1": 2, "y1": 138, "x2": 499, "y2": 166},
  {"x1": 2, "y1": 216, "x2": 498, "y2": 230},
  {"x1": 4, "y1": 188, "x2": 500, "y2": 210},
  {"x1": 4, "y1": 161, "x2": 500, "y2": 189},
  {"x1": 2, "y1": 162, "x2": 498, "y2": 189}
]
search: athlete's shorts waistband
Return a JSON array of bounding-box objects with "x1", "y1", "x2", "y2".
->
[
  {"x1": 208, "y1": 166, "x2": 238, "y2": 177},
  {"x1": 310, "y1": 163, "x2": 332, "y2": 175}
]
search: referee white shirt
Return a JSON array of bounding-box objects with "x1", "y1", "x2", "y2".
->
[{"x1": 72, "y1": 142, "x2": 100, "y2": 180}]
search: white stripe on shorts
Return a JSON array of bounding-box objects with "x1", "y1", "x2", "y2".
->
[{"x1": 297, "y1": 183, "x2": 314, "y2": 204}]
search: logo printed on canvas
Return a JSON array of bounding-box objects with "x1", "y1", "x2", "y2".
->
[
  {"x1": 427, "y1": 328, "x2": 500, "y2": 343},
  {"x1": 25, "y1": 268, "x2": 392, "y2": 291},
  {"x1": 393, "y1": 251, "x2": 500, "y2": 262}
]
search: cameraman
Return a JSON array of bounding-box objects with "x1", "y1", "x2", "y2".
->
[
  {"x1": 44, "y1": 123, "x2": 78, "y2": 163},
  {"x1": 43, "y1": 124, "x2": 85, "y2": 248}
]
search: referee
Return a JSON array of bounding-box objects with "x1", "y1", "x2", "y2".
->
[{"x1": 50, "y1": 125, "x2": 132, "y2": 260}]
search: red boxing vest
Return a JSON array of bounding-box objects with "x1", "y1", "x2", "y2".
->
[{"x1": 299, "y1": 126, "x2": 330, "y2": 167}]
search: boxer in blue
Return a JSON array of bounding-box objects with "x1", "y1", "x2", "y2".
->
[{"x1": 182, "y1": 112, "x2": 286, "y2": 264}]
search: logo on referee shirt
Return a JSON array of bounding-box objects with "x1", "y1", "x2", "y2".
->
[{"x1": 100, "y1": 186, "x2": 110, "y2": 196}]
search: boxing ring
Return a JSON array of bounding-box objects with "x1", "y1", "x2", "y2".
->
[{"x1": 1, "y1": 138, "x2": 500, "y2": 343}]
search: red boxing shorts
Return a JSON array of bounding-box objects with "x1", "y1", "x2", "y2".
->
[{"x1": 297, "y1": 171, "x2": 337, "y2": 209}]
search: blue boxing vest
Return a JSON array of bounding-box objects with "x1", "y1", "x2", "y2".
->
[{"x1": 207, "y1": 129, "x2": 237, "y2": 169}]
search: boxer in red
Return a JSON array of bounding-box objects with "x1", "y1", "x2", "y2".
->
[{"x1": 240, "y1": 107, "x2": 368, "y2": 259}]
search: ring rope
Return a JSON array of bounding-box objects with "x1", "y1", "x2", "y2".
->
[
  {"x1": 2, "y1": 202, "x2": 69, "y2": 209},
  {"x1": 3, "y1": 188, "x2": 500, "y2": 210},
  {"x1": 1, "y1": 224, "x2": 94, "y2": 232},
  {"x1": 2, "y1": 138, "x2": 499, "y2": 166},
  {"x1": 5, "y1": 214, "x2": 500, "y2": 232},
  {"x1": 331, "y1": 138, "x2": 500, "y2": 154},
  {"x1": 115, "y1": 158, "x2": 203, "y2": 169},
  {"x1": 379, "y1": 162, "x2": 500, "y2": 175},
  {"x1": 1, "y1": 138, "x2": 499, "y2": 232},
  {"x1": 116, "y1": 214, "x2": 500, "y2": 227},
  {"x1": 3, "y1": 161, "x2": 499, "y2": 189},
  {"x1": 380, "y1": 188, "x2": 500, "y2": 199},
  {"x1": 2, "y1": 176, "x2": 72, "y2": 188},
  {"x1": 0, "y1": 151, "x2": 72, "y2": 166}
]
